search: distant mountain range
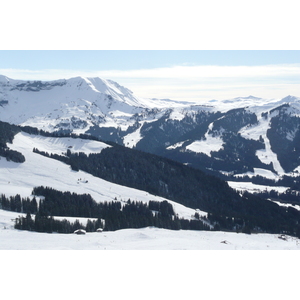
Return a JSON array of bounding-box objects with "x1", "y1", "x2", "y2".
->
[{"x1": 1, "y1": 74, "x2": 300, "y2": 183}]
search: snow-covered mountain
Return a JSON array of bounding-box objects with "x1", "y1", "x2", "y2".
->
[
  {"x1": 0, "y1": 74, "x2": 187, "y2": 133},
  {"x1": 1, "y1": 128, "x2": 300, "y2": 249},
  {"x1": 1, "y1": 74, "x2": 300, "y2": 182},
  {"x1": 2, "y1": 79, "x2": 300, "y2": 248}
]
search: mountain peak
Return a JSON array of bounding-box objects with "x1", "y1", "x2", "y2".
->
[
  {"x1": 281, "y1": 95, "x2": 299, "y2": 103},
  {"x1": 0, "y1": 75, "x2": 12, "y2": 83}
]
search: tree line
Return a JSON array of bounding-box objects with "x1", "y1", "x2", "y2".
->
[
  {"x1": 1, "y1": 187, "x2": 210, "y2": 234},
  {"x1": 3, "y1": 121, "x2": 300, "y2": 237},
  {"x1": 0, "y1": 120, "x2": 25, "y2": 163},
  {"x1": 32, "y1": 145, "x2": 300, "y2": 238},
  {"x1": 14, "y1": 212, "x2": 104, "y2": 234}
]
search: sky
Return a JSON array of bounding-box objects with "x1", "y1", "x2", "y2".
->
[
  {"x1": 1, "y1": 50, "x2": 299, "y2": 102},
  {"x1": 1, "y1": 1, "x2": 300, "y2": 103}
]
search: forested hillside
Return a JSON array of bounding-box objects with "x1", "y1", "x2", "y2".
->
[
  {"x1": 32, "y1": 131, "x2": 300, "y2": 237},
  {"x1": 0, "y1": 121, "x2": 25, "y2": 162},
  {"x1": 1, "y1": 120, "x2": 300, "y2": 237},
  {"x1": 1, "y1": 187, "x2": 210, "y2": 233}
]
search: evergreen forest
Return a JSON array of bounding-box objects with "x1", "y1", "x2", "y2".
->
[
  {"x1": 1, "y1": 122, "x2": 300, "y2": 237},
  {"x1": 1, "y1": 187, "x2": 210, "y2": 233}
]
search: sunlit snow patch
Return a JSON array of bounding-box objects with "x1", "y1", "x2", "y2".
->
[
  {"x1": 123, "y1": 127, "x2": 143, "y2": 148},
  {"x1": 186, "y1": 135, "x2": 224, "y2": 157},
  {"x1": 228, "y1": 181, "x2": 288, "y2": 194},
  {"x1": 234, "y1": 168, "x2": 279, "y2": 180},
  {"x1": 11, "y1": 132, "x2": 110, "y2": 155},
  {"x1": 167, "y1": 141, "x2": 185, "y2": 150},
  {"x1": 168, "y1": 110, "x2": 185, "y2": 121}
]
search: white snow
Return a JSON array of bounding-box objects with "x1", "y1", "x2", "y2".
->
[
  {"x1": 0, "y1": 76, "x2": 195, "y2": 135},
  {"x1": 185, "y1": 117, "x2": 225, "y2": 156},
  {"x1": 167, "y1": 141, "x2": 186, "y2": 150},
  {"x1": 186, "y1": 135, "x2": 224, "y2": 156},
  {"x1": 168, "y1": 109, "x2": 186, "y2": 121},
  {"x1": 1, "y1": 77, "x2": 300, "y2": 180},
  {"x1": 123, "y1": 126, "x2": 143, "y2": 148},
  {"x1": 228, "y1": 181, "x2": 289, "y2": 194},
  {"x1": 234, "y1": 168, "x2": 280, "y2": 180},
  {"x1": 2, "y1": 77, "x2": 300, "y2": 250},
  {"x1": 240, "y1": 113, "x2": 285, "y2": 175},
  {"x1": 186, "y1": 133, "x2": 224, "y2": 156},
  {"x1": 13, "y1": 132, "x2": 110, "y2": 155},
  {"x1": 268, "y1": 199, "x2": 300, "y2": 211},
  {"x1": 0, "y1": 131, "x2": 202, "y2": 221},
  {"x1": 1, "y1": 129, "x2": 296, "y2": 249},
  {"x1": 1, "y1": 208, "x2": 299, "y2": 249}
]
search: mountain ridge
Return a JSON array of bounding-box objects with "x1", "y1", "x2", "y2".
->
[{"x1": 1, "y1": 74, "x2": 300, "y2": 184}]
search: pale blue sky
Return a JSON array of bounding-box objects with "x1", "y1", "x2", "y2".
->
[
  {"x1": 1, "y1": 0, "x2": 300, "y2": 104},
  {"x1": 1, "y1": 50, "x2": 300, "y2": 102},
  {"x1": 1, "y1": 50, "x2": 299, "y2": 70},
  {"x1": 1, "y1": 50, "x2": 299, "y2": 102}
]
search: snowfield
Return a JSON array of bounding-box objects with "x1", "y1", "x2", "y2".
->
[
  {"x1": 0, "y1": 75, "x2": 193, "y2": 134},
  {"x1": 227, "y1": 181, "x2": 289, "y2": 194},
  {"x1": 186, "y1": 135, "x2": 224, "y2": 156},
  {"x1": 1, "y1": 209, "x2": 300, "y2": 250},
  {"x1": 240, "y1": 115, "x2": 285, "y2": 175},
  {"x1": 1, "y1": 131, "x2": 299, "y2": 249},
  {"x1": 1, "y1": 82, "x2": 300, "y2": 250},
  {"x1": 13, "y1": 132, "x2": 111, "y2": 155},
  {"x1": 0, "y1": 132, "x2": 200, "y2": 219}
]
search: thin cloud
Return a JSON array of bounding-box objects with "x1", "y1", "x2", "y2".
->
[
  {"x1": 1, "y1": 64, "x2": 299, "y2": 102},
  {"x1": 2, "y1": 63, "x2": 300, "y2": 80}
]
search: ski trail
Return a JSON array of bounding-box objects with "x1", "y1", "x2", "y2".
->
[{"x1": 256, "y1": 117, "x2": 285, "y2": 175}]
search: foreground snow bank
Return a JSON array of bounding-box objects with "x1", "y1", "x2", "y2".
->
[
  {"x1": 1, "y1": 215, "x2": 299, "y2": 250},
  {"x1": 1, "y1": 207, "x2": 300, "y2": 250}
]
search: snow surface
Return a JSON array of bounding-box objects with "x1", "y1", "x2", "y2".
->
[
  {"x1": 268, "y1": 199, "x2": 300, "y2": 212},
  {"x1": 234, "y1": 168, "x2": 280, "y2": 180},
  {"x1": 14, "y1": 132, "x2": 111, "y2": 155},
  {"x1": 185, "y1": 120, "x2": 224, "y2": 156},
  {"x1": 167, "y1": 141, "x2": 186, "y2": 150},
  {"x1": 0, "y1": 131, "x2": 298, "y2": 250},
  {"x1": 228, "y1": 181, "x2": 289, "y2": 194},
  {"x1": 1, "y1": 77, "x2": 300, "y2": 250},
  {"x1": 168, "y1": 109, "x2": 186, "y2": 121},
  {"x1": 0, "y1": 132, "x2": 203, "y2": 221},
  {"x1": 1, "y1": 76, "x2": 299, "y2": 179},
  {"x1": 1, "y1": 209, "x2": 299, "y2": 250},
  {"x1": 0, "y1": 75, "x2": 193, "y2": 134},
  {"x1": 186, "y1": 136, "x2": 224, "y2": 156},
  {"x1": 123, "y1": 126, "x2": 143, "y2": 148},
  {"x1": 240, "y1": 115, "x2": 285, "y2": 175}
]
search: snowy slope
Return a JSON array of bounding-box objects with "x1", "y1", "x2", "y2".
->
[
  {"x1": 0, "y1": 75, "x2": 192, "y2": 134},
  {"x1": 2, "y1": 131, "x2": 299, "y2": 250},
  {"x1": 0, "y1": 132, "x2": 202, "y2": 220},
  {"x1": 1, "y1": 78, "x2": 300, "y2": 248},
  {"x1": 185, "y1": 118, "x2": 225, "y2": 156},
  {"x1": 1, "y1": 74, "x2": 300, "y2": 191},
  {"x1": 1, "y1": 208, "x2": 299, "y2": 250}
]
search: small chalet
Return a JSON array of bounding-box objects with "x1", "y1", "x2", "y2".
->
[{"x1": 74, "y1": 229, "x2": 86, "y2": 235}]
